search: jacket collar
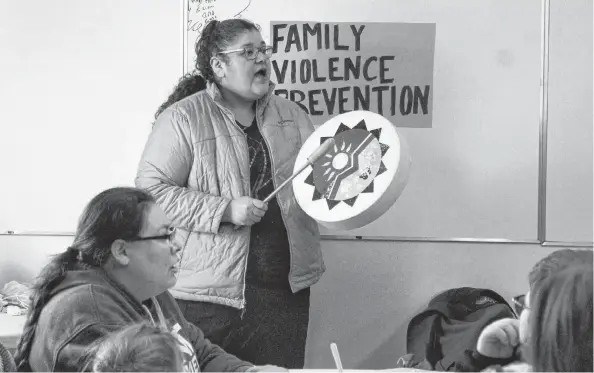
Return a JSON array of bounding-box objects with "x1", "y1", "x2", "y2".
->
[{"x1": 206, "y1": 80, "x2": 276, "y2": 118}]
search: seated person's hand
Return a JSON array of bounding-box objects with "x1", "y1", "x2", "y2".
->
[
  {"x1": 247, "y1": 365, "x2": 289, "y2": 372},
  {"x1": 476, "y1": 318, "x2": 520, "y2": 359}
]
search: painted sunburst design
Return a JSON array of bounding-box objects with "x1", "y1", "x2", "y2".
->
[{"x1": 304, "y1": 119, "x2": 389, "y2": 210}]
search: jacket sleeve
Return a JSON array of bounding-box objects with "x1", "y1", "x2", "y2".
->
[{"x1": 135, "y1": 108, "x2": 231, "y2": 234}]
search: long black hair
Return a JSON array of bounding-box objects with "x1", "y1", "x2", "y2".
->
[
  {"x1": 154, "y1": 19, "x2": 259, "y2": 119},
  {"x1": 13, "y1": 187, "x2": 155, "y2": 371}
]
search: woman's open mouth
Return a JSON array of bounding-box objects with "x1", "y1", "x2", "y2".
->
[{"x1": 254, "y1": 66, "x2": 268, "y2": 80}]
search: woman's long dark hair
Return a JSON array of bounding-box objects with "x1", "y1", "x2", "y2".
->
[
  {"x1": 154, "y1": 19, "x2": 259, "y2": 119},
  {"x1": 528, "y1": 263, "x2": 593, "y2": 371},
  {"x1": 154, "y1": 73, "x2": 206, "y2": 119},
  {"x1": 13, "y1": 187, "x2": 154, "y2": 371}
]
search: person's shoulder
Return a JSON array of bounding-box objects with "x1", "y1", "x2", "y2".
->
[
  {"x1": 162, "y1": 91, "x2": 218, "y2": 131},
  {"x1": 45, "y1": 283, "x2": 95, "y2": 313},
  {"x1": 37, "y1": 284, "x2": 98, "y2": 337},
  {"x1": 176, "y1": 89, "x2": 210, "y2": 107},
  {"x1": 45, "y1": 282, "x2": 125, "y2": 320},
  {"x1": 153, "y1": 90, "x2": 206, "y2": 121},
  {"x1": 171, "y1": 90, "x2": 212, "y2": 114}
]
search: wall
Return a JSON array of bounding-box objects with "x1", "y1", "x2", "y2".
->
[{"x1": 0, "y1": 0, "x2": 183, "y2": 233}]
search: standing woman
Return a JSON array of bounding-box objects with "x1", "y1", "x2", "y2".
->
[{"x1": 135, "y1": 19, "x2": 325, "y2": 368}]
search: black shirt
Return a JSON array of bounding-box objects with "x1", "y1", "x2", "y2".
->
[{"x1": 237, "y1": 119, "x2": 291, "y2": 289}]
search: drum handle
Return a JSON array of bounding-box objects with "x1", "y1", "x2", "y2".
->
[{"x1": 263, "y1": 138, "x2": 335, "y2": 203}]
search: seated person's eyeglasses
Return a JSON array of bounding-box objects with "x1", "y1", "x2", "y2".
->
[
  {"x1": 219, "y1": 45, "x2": 273, "y2": 60},
  {"x1": 131, "y1": 227, "x2": 176, "y2": 245},
  {"x1": 512, "y1": 294, "x2": 530, "y2": 315}
]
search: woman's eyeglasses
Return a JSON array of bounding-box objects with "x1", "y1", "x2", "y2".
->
[
  {"x1": 131, "y1": 227, "x2": 176, "y2": 245},
  {"x1": 218, "y1": 45, "x2": 273, "y2": 60},
  {"x1": 512, "y1": 294, "x2": 530, "y2": 315}
]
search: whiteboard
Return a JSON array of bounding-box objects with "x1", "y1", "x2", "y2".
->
[
  {"x1": 545, "y1": 0, "x2": 593, "y2": 243},
  {"x1": 185, "y1": 0, "x2": 541, "y2": 240},
  {"x1": 0, "y1": 0, "x2": 183, "y2": 233}
]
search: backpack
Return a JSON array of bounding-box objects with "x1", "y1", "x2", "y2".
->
[{"x1": 405, "y1": 287, "x2": 516, "y2": 371}]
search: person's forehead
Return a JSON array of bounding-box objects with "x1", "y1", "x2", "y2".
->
[
  {"x1": 229, "y1": 30, "x2": 264, "y2": 48},
  {"x1": 141, "y1": 204, "x2": 171, "y2": 233}
]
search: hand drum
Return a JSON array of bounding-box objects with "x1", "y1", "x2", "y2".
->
[{"x1": 292, "y1": 110, "x2": 411, "y2": 230}]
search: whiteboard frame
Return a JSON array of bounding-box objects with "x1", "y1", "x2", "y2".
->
[
  {"x1": 6, "y1": 0, "x2": 589, "y2": 248},
  {"x1": 1, "y1": 229, "x2": 592, "y2": 249},
  {"x1": 537, "y1": 0, "x2": 551, "y2": 244}
]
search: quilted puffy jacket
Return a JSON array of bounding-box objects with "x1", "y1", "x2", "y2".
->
[{"x1": 135, "y1": 81, "x2": 325, "y2": 309}]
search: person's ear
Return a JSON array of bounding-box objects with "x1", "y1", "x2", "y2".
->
[
  {"x1": 210, "y1": 56, "x2": 226, "y2": 80},
  {"x1": 110, "y1": 239, "x2": 130, "y2": 266}
]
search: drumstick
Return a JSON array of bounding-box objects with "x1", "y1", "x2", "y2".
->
[
  {"x1": 330, "y1": 342, "x2": 344, "y2": 372},
  {"x1": 263, "y1": 137, "x2": 336, "y2": 203}
]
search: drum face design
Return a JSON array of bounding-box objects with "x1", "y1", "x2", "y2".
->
[
  {"x1": 293, "y1": 110, "x2": 411, "y2": 230},
  {"x1": 306, "y1": 120, "x2": 389, "y2": 210}
]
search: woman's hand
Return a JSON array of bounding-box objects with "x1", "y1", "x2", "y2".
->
[
  {"x1": 476, "y1": 318, "x2": 520, "y2": 359},
  {"x1": 223, "y1": 196, "x2": 268, "y2": 226}
]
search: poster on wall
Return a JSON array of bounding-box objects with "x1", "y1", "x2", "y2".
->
[{"x1": 270, "y1": 22, "x2": 436, "y2": 128}]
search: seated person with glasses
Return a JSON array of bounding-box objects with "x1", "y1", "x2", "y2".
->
[
  {"x1": 474, "y1": 249, "x2": 593, "y2": 372},
  {"x1": 136, "y1": 17, "x2": 324, "y2": 368},
  {"x1": 13, "y1": 187, "x2": 284, "y2": 372}
]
